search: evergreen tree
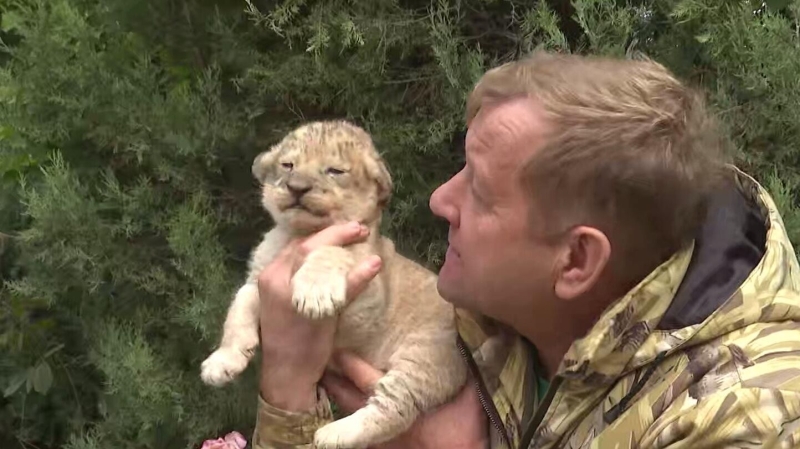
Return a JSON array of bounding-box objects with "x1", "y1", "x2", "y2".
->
[{"x1": 1, "y1": 0, "x2": 798, "y2": 448}]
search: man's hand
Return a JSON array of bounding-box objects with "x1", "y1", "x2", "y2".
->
[
  {"x1": 321, "y1": 351, "x2": 490, "y2": 449},
  {"x1": 257, "y1": 222, "x2": 382, "y2": 412}
]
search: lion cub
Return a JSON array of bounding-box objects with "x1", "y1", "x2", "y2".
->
[{"x1": 200, "y1": 120, "x2": 467, "y2": 448}]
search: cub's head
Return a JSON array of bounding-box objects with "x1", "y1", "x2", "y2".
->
[{"x1": 252, "y1": 120, "x2": 392, "y2": 233}]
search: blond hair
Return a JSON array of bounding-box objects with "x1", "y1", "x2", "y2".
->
[{"x1": 467, "y1": 51, "x2": 730, "y2": 279}]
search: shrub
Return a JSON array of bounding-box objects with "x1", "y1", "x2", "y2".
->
[{"x1": 1, "y1": 0, "x2": 798, "y2": 447}]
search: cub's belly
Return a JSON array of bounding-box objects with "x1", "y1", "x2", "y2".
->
[{"x1": 333, "y1": 299, "x2": 397, "y2": 371}]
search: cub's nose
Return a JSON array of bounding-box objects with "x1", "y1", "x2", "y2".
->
[{"x1": 286, "y1": 175, "x2": 313, "y2": 197}]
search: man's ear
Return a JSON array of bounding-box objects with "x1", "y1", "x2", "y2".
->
[
  {"x1": 252, "y1": 145, "x2": 279, "y2": 183},
  {"x1": 553, "y1": 226, "x2": 611, "y2": 301},
  {"x1": 366, "y1": 153, "x2": 393, "y2": 207}
]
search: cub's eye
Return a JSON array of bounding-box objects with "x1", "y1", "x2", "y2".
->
[
  {"x1": 281, "y1": 162, "x2": 293, "y2": 170},
  {"x1": 326, "y1": 167, "x2": 346, "y2": 175}
]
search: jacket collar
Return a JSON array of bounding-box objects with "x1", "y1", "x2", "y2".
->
[{"x1": 555, "y1": 245, "x2": 694, "y2": 385}]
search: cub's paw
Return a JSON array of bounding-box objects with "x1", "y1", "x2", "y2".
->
[
  {"x1": 200, "y1": 347, "x2": 250, "y2": 386},
  {"x1": 291, "y1": 267, "x2": 347, "y2": 320},
  {"x1": 313, "y1": 417, "x2": 369, "y2": 449}
]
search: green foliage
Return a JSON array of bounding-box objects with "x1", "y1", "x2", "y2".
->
[{"x1": 1, "y1": 0, "x2": 799, "y2": 448}]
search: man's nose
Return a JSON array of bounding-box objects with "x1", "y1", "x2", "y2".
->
[
  {"x1": 286, "y1": 175, "x2": 313, "y2": 197},
  {"x1": 430, "y1": 176, "x2": 460, "y2": 228}
]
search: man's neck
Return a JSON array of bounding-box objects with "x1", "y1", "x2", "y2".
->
[
  {"x1": 518, "y1": 286, "x2": 626, "y2": 380},
  {"x1": 533, "y1": 336, "x2": 575, "y2": 380}
]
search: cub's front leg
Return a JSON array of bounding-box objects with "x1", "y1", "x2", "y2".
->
[
  {"x1": 291, "y1": 246, "x2": 355, "y2": 320},
  {"x1": 201, "y1": 228, "x2": 287, "y2": 387},
  {"x1": 200, "y1": 283, "x2": 261, "y2": 386}
]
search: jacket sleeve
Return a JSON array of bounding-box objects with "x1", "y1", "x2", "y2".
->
[
  {"x1": 640, "y1": 387, "x2": 800, "y2": 448},
  {"x1": 251, "y1": 386, "x2": 334, "y2": 449}
]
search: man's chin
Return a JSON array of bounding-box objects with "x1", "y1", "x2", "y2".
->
[{"x1": 435, "y1": 276, "x2": 464, "y2": 306}]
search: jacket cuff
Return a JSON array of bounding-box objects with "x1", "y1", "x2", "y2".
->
[{"x1": 251, "y1": 386, "x2": 334, "y2": 449}]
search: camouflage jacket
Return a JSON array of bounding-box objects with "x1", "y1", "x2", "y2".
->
[{"x1": 252, "y1": 166, "x2": 800, "y2": 448}]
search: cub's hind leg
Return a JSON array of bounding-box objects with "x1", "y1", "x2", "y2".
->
[{"x1": 313, "y1": 343, "x2": 467, "y2": 448}]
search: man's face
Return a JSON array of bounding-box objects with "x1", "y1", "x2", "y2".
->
[{"x1": 429, "y1": 97, "x2": 560, "y2": 327}]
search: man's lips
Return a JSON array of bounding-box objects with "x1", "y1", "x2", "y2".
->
[{"x1": 446, "y1": 245, "x2": 460, "y2": 259}]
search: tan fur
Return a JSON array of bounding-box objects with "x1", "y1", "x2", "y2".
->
[{"x1": 200, "y1": 120, "x2": 467, "y2": 448}]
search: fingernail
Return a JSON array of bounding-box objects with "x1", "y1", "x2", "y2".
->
[
  {"x1": 349, "y1": 221, "x2": 361, "y2": 231},
  {"x1": 368, "y1": 255, "x2": 382, "y2": 269}
]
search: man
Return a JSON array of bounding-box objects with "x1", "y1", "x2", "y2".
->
[{"x1": 250, "y1": 51, "x2": 800, "y2": 448}]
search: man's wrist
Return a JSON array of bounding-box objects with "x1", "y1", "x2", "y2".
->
[
  {"x1": 259, "y1": 361, "x2": 320, "y2": 412},
  {"x1": 260, "y1": 382, "x2": 318, "y2": 412}
]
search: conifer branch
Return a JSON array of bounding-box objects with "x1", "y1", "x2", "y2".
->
[
  {"x1": 182, "y1": 0, "x2": 206, "y2": 69},
  {"x1": 1, "y1": 0, "x2": 799, "y2": 447}
]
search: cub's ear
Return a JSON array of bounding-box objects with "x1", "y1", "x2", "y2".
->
[
  {"x1": 366, "y1": 152, "x2": 393, "y2": 207},
  {"x1": 252, "y1": 146, "x2": 279, "y2": 183}
]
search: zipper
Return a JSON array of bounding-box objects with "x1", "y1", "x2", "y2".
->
[
  {"x1": 518, "y1": 376, "x2": 563, "y2": 449},
  {"x1": 457, "y1": 336, "x2": 512, "y2": 448}
]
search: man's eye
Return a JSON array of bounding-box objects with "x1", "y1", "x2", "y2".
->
[
  {"x1": 281, "y1": 162, "x2": 293, "y2": 170},
  {"x1": 326, "y1": 167, "x2": 346, "y2": 175}
]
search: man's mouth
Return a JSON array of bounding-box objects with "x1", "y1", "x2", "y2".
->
[{"x1": 446, "y1": 239, "x2": 461, "y2": 258}]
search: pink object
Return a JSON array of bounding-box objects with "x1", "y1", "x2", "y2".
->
[{"x1": 201, "y1": 431, "x2": 247, "y2": 449}]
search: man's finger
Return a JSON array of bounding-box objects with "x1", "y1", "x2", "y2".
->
[
  {"x1": 345, "y1": 255, "x2": 382, "y2": 302},
  {"x1": 298, "y1": 221, "x2": 369, "y2": 256},
  {"x1": 321, "y1": 372, "x2": 368, "y2": 415},
  {"x1": 334, "y1": 351, "x2": 385, "y2": 394}
]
